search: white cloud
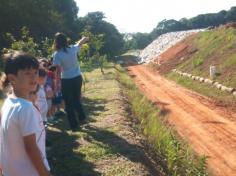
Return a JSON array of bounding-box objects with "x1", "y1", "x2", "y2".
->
[{"x1": 75, "y1": 0, "x2": 236, "y2": 33}]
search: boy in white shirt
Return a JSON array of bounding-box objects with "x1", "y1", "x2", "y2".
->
[
  {"x1": 35, "y1": 68, "x2": 48, "y2": 124},
  {"x1": 0, "y1": 51, "x2": 51, "y2": 176}
]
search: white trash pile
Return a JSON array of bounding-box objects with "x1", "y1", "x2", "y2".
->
[{"x1": 138, "y1": 29, "x2": 205, "y2": 64}]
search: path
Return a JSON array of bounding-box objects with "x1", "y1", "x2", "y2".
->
[{"x1": 127, "y1": 64, "x2": 236, "y2": 176}]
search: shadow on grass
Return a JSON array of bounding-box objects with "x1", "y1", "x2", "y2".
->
[
  {"x1": 81, "y1": 125, "x2": 161, "y2": 175},
  {"x1": 46, "y1": 96, "x2": 111, "y2": 175},
  {"x1": 82, "y1": 97, "x2": 106, "y2": 122},
  {"x1": 101, "y1": 71, "x2": 115, "y2": 80},
  {"x1": 152, "y1": 100, "x2": 171, "y2": 117},
  {"x1": 47, "y1": 118, "x2": 101, "y2": 176},
  {"x1": 117, "y1": 55, "x2": 141, "y2": 67},
  {"x1": 81, "y1": 63, "x2": 116, "y2": 73},
  {"x1": 81, "y1": 64, "x2": 100, "y2": 73}
]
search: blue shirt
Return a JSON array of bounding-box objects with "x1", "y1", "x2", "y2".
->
[{"x1": 52, "y1": 44, "x2": 81, "y2": 79}]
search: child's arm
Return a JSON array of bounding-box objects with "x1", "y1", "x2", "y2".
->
[
  {"x1": 24, "y1": 134, "x2": 51, "y2": 176},
  {"x1": 0, "y1": 168, "x2": 3, "y2": 176},
  {"x1": 53, "y1": 73, "x2": 57, "y2": 96}
]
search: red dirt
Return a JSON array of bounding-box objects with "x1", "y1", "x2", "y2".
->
[
  {"x1": 126, "y1": 64, "x2": 236, "y2": 176},
  {"x1": 224, "y1": 22, "x2": 236, "y2": 29},
  {"x1": 151, "y1": 34, "x2": 198, "y2": 75}
]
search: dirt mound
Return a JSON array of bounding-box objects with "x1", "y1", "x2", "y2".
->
[
  {"x1": 139, "y1": 29, "x2": 204, "y2": 63},
  {"x1": 151, "y1": 34, "x2": 198, "y2": 74},
  {"x1": 150, "y1": 27, "x2": 236, "y2": 92},
  {"x1": 224, "y1": 22, "x2": 236, "y2": 29}
]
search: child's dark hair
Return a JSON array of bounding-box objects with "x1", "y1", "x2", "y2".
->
[
  {"x1": 39, "y1": 58, "x2": 49, "y2": 68},
  {"x1": 2, "y1": 51, "x2": 39, "y2": 88},
  {"x1": 39, "y1": 67, "x2": 47, "y2": 77},
  {"x1": 49, "y1": 65, "x2": 56, "y2": 72}
]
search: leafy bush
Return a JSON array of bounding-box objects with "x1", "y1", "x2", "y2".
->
[
  {"x1": 79, "y1": 31, "x2": 108, "y2": 74},
  {"x1": 3, "y1": 27, "x2": 53, "y2": 58}
]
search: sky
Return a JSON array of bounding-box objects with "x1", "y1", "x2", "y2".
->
[{"x1": 75, "y1": 0, "x2": 236, "y2": 33}]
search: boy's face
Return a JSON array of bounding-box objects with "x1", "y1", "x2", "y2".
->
[
  {"x1": 9, "y1": 68, "x2": 39, "y2": 94},
  {"x1": 38, "y1": 76, "x2": 47, "y2": 86}
]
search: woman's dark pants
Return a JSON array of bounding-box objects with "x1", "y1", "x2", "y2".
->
[{"x1": 61, "y1": 75, "x2": 86, "y2": 130}]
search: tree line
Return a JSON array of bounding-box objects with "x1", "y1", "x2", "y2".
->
[
  {"x1": 127, "y1": 6, "x2": 236, "y2": 50},
  {"x1": 1, "y1": 1, "x2": 236, "y2": 57},
  {"x1": 0, "y1": 0, "x2": 124, "y2": 58}
]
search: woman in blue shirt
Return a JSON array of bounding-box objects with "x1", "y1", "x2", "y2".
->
[{"x1": 52, "y1": 32, "x2": 89, "y2": 131}]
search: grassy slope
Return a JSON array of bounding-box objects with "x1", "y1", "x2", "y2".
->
[
  {"x1": 166, "y1": 28, "x2": 236, "y2": 106},
  {"x1": 177, "y1": 28, "x2": 236, "y2": 86}
]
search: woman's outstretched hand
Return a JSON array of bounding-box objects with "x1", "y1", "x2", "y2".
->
[
  {"x1": 77, "y1": 36, "x2": 89, "y2": 46},
  {"x1": 82, "y1": 36, "x2": 89, "y2": 42}
]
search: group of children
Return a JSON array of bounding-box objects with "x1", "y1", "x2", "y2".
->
[
  {"x1": 39, "y1": 58, "x2": 64, "y2": 123},
  {"x1": 0, "y1": 51, "x2": 64, "y2": 176}
]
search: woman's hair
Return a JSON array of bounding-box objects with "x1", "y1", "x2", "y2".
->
[
  {"x1": 1, "y1": 51, "x2": 39, "y2": 88},
  {"x1": 54, "y1": 32, "x2": 68, "y2": 52}
]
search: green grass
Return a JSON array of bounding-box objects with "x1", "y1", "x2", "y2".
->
[
  {"x1": 48, "y1": 63, "x2": 161, "y2": 176},
  {"x1": 173, "y1": 28, "x2": 236, "y2": 98},
  {"x1": 166, "y1": 72, "x2": 236, "y2": 105},
  {"x1": 192, "y1": 57, "x2": 204, "y2": 68},
  {"x1": 177, "y1": 28, "x2": 236, "y2": 76},
  {"x1": 221, "y1": 53, "x2": 236, "y2": 69},
  {"x1": 79, "y1": 142, "x2": 114, "y2": 161},
  {"x1": 116, "y1": 65, "x2": 208, "y2": 176}
]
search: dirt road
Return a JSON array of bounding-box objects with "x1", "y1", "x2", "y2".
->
[{"x1": 127, "y1": 64, "x2": 236, "y2": 176}]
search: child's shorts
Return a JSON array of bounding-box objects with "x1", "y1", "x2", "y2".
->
[{"x1": 52, "y1": 92, "x2": 63, "y2": 105}]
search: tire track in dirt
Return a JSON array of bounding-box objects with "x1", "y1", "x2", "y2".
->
[{"x1": 127, "y1": 64, "x2": 236, "y2": 176}]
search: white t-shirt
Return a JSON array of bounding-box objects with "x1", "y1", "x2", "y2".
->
[
  {"x1": 35, "y1": 85, "x2": 48, "y2": 122},
  {"x1": 52, "y1": 44, "x2": 81, "y2": 79},
  {"x1": 0, "y1": 96, "x2": 50, "y2": 176}
]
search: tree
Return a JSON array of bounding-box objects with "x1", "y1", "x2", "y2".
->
[
  {"x1": 4, "y1": 27, "x2": 41, "y2": 56},
  {"x1": 129, "y1": 6, "x2": 236, "y2": 50},
  {"x1": 225, "y1": 7, "x2": 236, "y2": 22},
  {"x1": 123, "y1": 32, "x2": 152, "y2": 50},
  {"x1": 0, "y1": 0, "x2": 80, "y2": 49},
  {"x1": 79, "y1": 31, "x2": 107, "y2": 74},
  {"x1": 79, "y1": 12, "x2": 124, "y2": 57}
]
